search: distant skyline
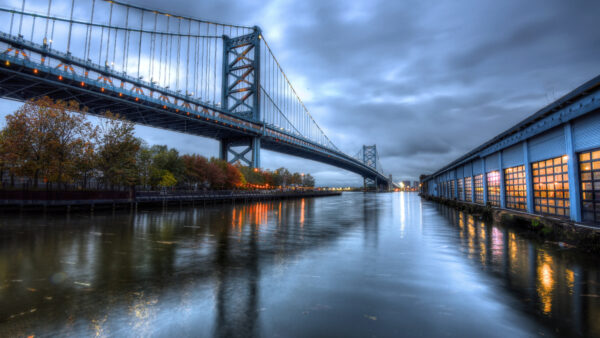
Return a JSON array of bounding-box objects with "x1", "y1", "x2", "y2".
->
[{"x1": 1, "y1": 0, "x2": 600, "y2": 186}]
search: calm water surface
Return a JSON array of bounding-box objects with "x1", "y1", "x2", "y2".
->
[{"x1": 0, "y1": 192, "x2": 599, "y2": 337}]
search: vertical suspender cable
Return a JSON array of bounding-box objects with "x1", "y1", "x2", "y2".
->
[
  {"x1": 49, "y1": 19, "x2": 55, "y2": 48},
  {"x1": 30, "y1": 16, "x2": 35, "y2": 42},
  {"x1": 176, "y1": 18, "x2": 181, "y2": 92},
  {"x1": 213, "y1": 25, "x2": 217, "y2": 104},
  {"x1": 66, "y1": 0, "x2": 74, "y2": 54},
  {"x1": 43, "y1": 0, "x2": 51, "y2": 51},
  {"x1": 163, "y1": 16, "x2": 170, "y2": 87},
  {"x1": 85, "y1": 0, "x2": 95, "y2": 62},
  {"x1": 204, "y1": 24, "x2": 209, "y2": 100},
  {"x1": 167, "y1": 19, "x2": 172, "y2": 87},
  {"x1": 158, "y1": 30, "x2": 163, "y2": 86},
  {"x1": 106, "y1": 2, "x2": 113, "y2": 66},
  {"x1": 150, "y1": 12, "x2": 157, "y2": 82},
  {"x1": 18, "y1": 0, "x2": 25, "y2": 37},
  {"x1": 185, "y1": 19, "x2": 191, "y2": 95},
  {"x1": 201, "y1": 23, "x2": 206, "y2": 100},
  {"x1": 122, "y1": 6, "x2": 129, "y2": 72},
  {"x1": 9, "y1": 12, "x2": 14, "y2": 36},
  {"x1": 112, "y1": 15, "x2": 118, "y2": 67},
  {"x1": 193, "y1": 22, "x2": 199, "y2": 98},
  {"x1": 137, "y1": 9, "x2": 144, "y2": 78},
  {"x1": 98, "y1": 15, "x2": 104, "y2": 63}
]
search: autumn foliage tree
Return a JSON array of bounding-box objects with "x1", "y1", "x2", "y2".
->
[
  {"x1": 96, "y1": 112, "x2": 141, "y2": 188},
  {"x1": 1, "y1": 97, "x2": 96, "y2": 188},
  {"x1": 0, "y1": 97, "x2": 316, "y2": 191}
]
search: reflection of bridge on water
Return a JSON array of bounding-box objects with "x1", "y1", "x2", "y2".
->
[
  {"x1": 434, "y1": 204, "x2": 600, "y2": 337},
  {"x1": 0, "y1": 194, "x2": 383, "y2": 336}
]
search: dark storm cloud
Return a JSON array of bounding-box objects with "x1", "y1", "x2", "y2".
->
[{"x1": 2, "y1": 0, "x2": 600, "y2": 184}]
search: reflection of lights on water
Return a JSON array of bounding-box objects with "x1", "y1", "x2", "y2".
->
[
  {"x1": 478, "y1": 221, "x2": 486, "y2": 265},
  {"x1": 300, "y1": 199, "x2": 305, "y2": 226},
  {"x1": 537, "y1": 253, "x2": 555, "y2": 315},
  {"x1": 566, "y1": 268, "x2": 575, "y2": 294}
]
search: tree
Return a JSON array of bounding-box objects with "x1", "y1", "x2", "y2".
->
[
  {"x1": 96, "y1": 112, "x2": 141, "y2": 188},
  {"x1": 182, "y1": 154, "x2": 209, "y2": 188},
  {"x1": 1, "y1": 97, "x2": 95, "y2": 188},
  {"x1": 0, "y1": 129, "x2": 7, "y2": 187},
  {"x1": 224, "y1": 162, "x2": 244, "y2": 189},
  {"x1": 158, "y1": 171, "x2": 177, "y2": 188},
  {"x1": 207, "y1": 158, "x2": 227, "y2": 189},
  {"x1": 137, "y1": 143, "x2": 154, "y2": 189},
  {"x1": 148, "y1": 145, "x2": 185, "y2": 187},
  {"x1": 303, "y1": 174, "x2": 315, "y2": 187}
]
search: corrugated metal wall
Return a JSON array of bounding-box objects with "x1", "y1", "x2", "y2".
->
[
  {"x1": 573, "y1": 111, "x2": 600, "y2": 152},
  {"x1": 528, "y1": 126, "x2": 565, "y2": 162},
  {"x1": 464, "y1": 163, "x2": 473, "y2": 177},
  {"x1": 503, "y1": 143, "x2": 524, "y2": 168},
  {"x1": 485, "y1": 154, "x2": 499, "y2": 171},
  {"x1": 473, "y1": 159, "x2": 483, "y2": 174}
]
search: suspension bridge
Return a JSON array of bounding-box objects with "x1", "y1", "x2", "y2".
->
[{"x1": 0, "y1": 0, "x2": 398, "y2": 190}]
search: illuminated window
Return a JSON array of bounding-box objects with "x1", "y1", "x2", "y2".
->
[
  {"x1": 487, "y1": 171, "x2": 500, "y2": 207},
  {"x1": 504, "y1": 165, "x2": 527, "y2": 210},
  {"x1": 532, "y1": 155, "x2": 569, "y2": 217},
  {"x1": 458, "y1": 178, "x2": 464, "y2": 201},
  {"x1": 450, "y1": 180, "x2": 455, "y2": 199},
  {"x1": 474, "y1": 174, "x2": 484, "y2": 204},
  {"x1": 579, "y1": 149, "x2": 600, "y2": 223},
  {"x1": 465, "y1": 177, "x2": 472, "y2": 202}
]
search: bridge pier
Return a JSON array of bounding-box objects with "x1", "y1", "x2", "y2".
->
[{"x1": 219, "y1": 137, "x2": 261, "y2": 168}]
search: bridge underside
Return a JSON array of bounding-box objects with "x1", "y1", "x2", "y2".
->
[{"x1": 0, "y1": 63, "x2": 392, "y2": 186}]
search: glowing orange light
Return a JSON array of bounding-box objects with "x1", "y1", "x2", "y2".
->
[
  {"x1": 101, "y1": 87, "x2": 105, "y2": 92},
  {"x1": 175, "y1": 109, "x2": 179, "y2": 112},
  {"x1": 163, "y1": 105, "x2": 167, "y2": 109},
  {"x1": 58, "y1": 75, "x2": 63, "y2": 80},
  {"x1": 80, "y1": 81, "x2": 85, "y2": 86},
  {"x1": 33, "y1": 69, "x2": 38, "y2": 74},
  {"x1": 119, "y1": 93, "x2": 123, "y2": 97},
  {"x1": 4, "y1": 61, "x2": 9, "y2": 66},
  {"x1": 135, "y1": 97, "x2": 139, "y2": 101}
]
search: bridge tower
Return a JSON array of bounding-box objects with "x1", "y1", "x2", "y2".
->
[
  {"x1": 363, "y1": 145, "x2": 378, "y2": 190},
  {"x1": 220, "y1": 27, "x2": 262, "y2": 168}
]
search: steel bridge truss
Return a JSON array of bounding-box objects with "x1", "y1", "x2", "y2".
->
[{"x1": 221, "y1": 28, "x2": 261, "y2": 121}]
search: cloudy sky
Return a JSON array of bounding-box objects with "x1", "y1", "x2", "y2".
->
[{"x1": 1, "y1": 0, "x2": 600, "y2": 186}]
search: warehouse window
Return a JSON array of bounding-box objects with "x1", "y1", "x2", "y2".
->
[
  {"x1": 458, "y1": 178, "x2": 464, "y2": 201},
  {"x1": 465, "y1": 177, "x2": 472, "y2": 202},
  {"x1": 532, "y1": 155, "x2": 569, "y2": 217},
  {"x1": 487, "y1": 171, "x2": 500, "y2": 207},
  {"x1": 505, "y1": 165, "x2": 527, "y2": 210},
  {"x1": 579, "y1": 149, "x2": 600, "y2": 223},
  {"x1": 474, "y1": 174, "x2": 484, "y2": 204},
  {"x1": 450, "y1": 180, "x2": 455, "y2": 199}
]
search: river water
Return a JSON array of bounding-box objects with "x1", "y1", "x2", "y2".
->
[{"x1": 0, "y1": 192, "x2": 599, "y2": 337}]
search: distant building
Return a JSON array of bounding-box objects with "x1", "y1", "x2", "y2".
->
[{"x1": 420, "y1": 74, "x2": 600, "y2": 225}]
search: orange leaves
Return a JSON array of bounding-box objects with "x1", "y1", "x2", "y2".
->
[{"x1": 0, "y1": 97, "x2": 96, "y2": 187}]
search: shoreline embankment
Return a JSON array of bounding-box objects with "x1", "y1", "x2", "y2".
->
[
  {"x1": 0, "y1": 190, "x2": 342, "y2": 213},
  {"x1": 421, "y1": 194, "x2": 600, "y2": 254}
]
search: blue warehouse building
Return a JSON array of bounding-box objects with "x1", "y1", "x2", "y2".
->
[{"x1": 420, "y1": 74, "x2": 600, "y2": 226}]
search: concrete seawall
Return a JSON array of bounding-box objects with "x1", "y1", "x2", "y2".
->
[
  {"x1": 0, "y1": 190, "x2": 342, "y2": 213},
  {"x1": 421, "y1": 194, "x2": 600, "y2": 254}
]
